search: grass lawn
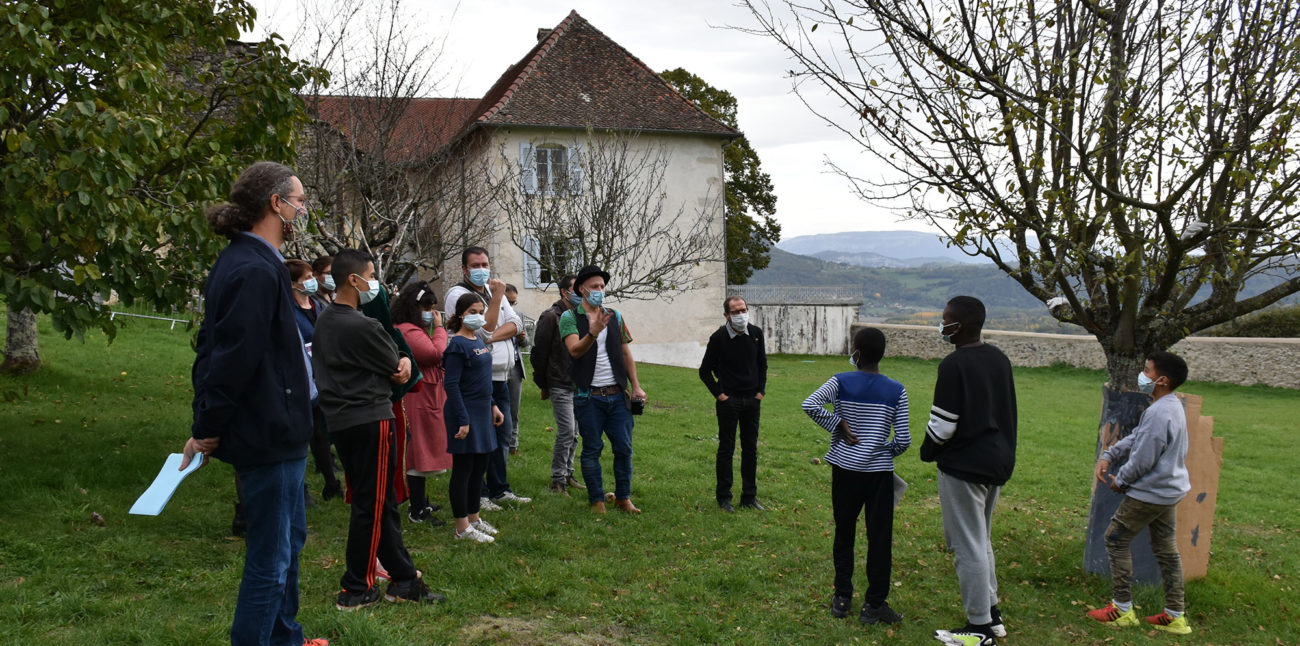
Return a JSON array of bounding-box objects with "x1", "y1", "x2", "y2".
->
[{"x1": 0, "y1": 313, "x2": 1296, "y2": 645}]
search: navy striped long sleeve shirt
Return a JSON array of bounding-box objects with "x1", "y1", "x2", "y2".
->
[{"x1": 803, "y1": 371, "x2": 911, "y2": 472}]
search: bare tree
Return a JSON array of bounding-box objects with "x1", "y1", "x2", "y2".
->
[
  {"x1": 742, "y1": 0, "x2": 1300, "y2": 389},
  {"x1": 493, "y1": 131, "x2": 723, "y2": 300},
  {"x1": 287, "y1": 0, "x2": 501, "y2": 284}
]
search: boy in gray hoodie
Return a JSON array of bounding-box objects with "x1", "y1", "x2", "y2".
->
[{"x1": 1087, "y1": 350, "x2": 1192, "y2": 635}]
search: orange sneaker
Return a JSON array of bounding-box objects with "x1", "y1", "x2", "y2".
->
[{"x1": 1086, "y1": 602, "x2": 1138, "y2": 627}]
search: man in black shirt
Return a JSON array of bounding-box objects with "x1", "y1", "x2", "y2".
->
[
  {"x1": 699, "y1": 296, "x2": 768, "y2": 512},
  {"x1": 922, "y1": 296, "x2": 1017, "y2": 646}
]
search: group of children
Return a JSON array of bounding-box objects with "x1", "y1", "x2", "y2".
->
[
  {"x1": 299, "y1": 255, "x2": 1195, "y2": 640},
  {"x1": 802, "y1": 297, "x2": 1193, "y2": 645}
]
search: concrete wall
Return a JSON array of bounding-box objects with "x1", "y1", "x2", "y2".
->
[
  {"x1": 438, "y1": 128, "x2": 727, "y2": 370},
  {"x1": 861, "y1": 323, "x2": 1300, "y2": 389},
  {"x1": 752, "y1": 303, "x2": 859, "y2": 356}
]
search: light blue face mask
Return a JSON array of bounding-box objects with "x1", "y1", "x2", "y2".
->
[
  {"x1": 300, "y1": 277, "x2": 318, "y2": 295},
  {"x1": 848, "y1": 350, "x2": 859, "y2": 368},
  {"x1": 567, "y1": 291, "x2": 582, "y2": 307},
  {"x1": 421, "y1": 311, "x2": 434, "y2": 326},
  {"x1": 322, "y1": 275, "x2": 336, "y2": 291},
  {"x1": 463, "y1": 313, "x2": 487, "y2": 330},
  {"x1": 1137, "y1": 371, "x2": 1157, "y2": 394},
  {"x1": 586, "y1": 290, "x2": 604, "y2": 308},
  {"x1": 353, "y1": 274, "x2": 380, "y2": 305},
  {"x1": 468, "y1": 267, "x2": 490, "y2": 287}
]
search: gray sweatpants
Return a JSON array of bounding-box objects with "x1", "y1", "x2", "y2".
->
[
  {"x1": 938, "y1": 470, "x2": 1001, "y2": 625},
  {"x1": 549, "y1": 386, "x2": 579, "y2": 482}
]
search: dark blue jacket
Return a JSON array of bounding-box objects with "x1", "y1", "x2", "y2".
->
[{"x1": 191, "y1": 234, "x2": 313, "y2": 468}]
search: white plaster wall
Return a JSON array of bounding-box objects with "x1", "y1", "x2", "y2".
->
[
  {"x1": 751, "y1": 303, "x2": 858, "y2": 355},
  {"x1": 445, "y1": 127, "x2": 728, "y2": 368}
]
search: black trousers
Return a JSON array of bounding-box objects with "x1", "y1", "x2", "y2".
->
[
  {"x1": 449, "y1": 452, "x2": 489, "y2": 519},
  {"x1": 831, "y1": 466, "x2": 894, "y2": 605},
  {"x1": 309, "y1": 406, "x2": 339, "y2": 488},
  {"x1": 715, "y1": 396, "x2": 760, "y2": 503},
  {"x1": 333, "y1": 419, "x2": 417, "y2": 593}
]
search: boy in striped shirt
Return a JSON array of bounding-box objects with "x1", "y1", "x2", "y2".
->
[{"x1": 803, "y1": 327, "x2": 911, "y2": 626}]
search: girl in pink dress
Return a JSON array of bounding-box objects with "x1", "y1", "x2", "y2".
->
[{"x1": 392, "y1": 282, "x2": 452, "y2": 525}]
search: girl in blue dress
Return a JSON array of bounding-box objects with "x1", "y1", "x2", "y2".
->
[{"x1": 443, "y1": 293, "x2": 504, "y2": 543}]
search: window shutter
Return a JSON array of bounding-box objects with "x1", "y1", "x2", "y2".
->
[
  {"x1": 520, "y1": 142, "x2": 537, "y2": 195},
  {"x1": 523, "y1": 235, "x2": 541, "y2": 288},
  {"x1": 567, "y1": 144, "x2": 583, "y2": 195}
]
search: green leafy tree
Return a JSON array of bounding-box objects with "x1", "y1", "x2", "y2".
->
[
  {"x1": 660, "y1": 68, "x2": 780, "y2": 285},
  {"x1": 0, "y1": 0, "x2": 325, "y2": 373}
]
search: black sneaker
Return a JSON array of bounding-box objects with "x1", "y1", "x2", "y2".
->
[
  {"x1": 321, "y1": 481, "x2": 344, "y2": 501},
  {"x1": 830, "y1": 594, "x2": 852, "y2": 618},
  {"x1": 861, "y1": 601, "x2": 903, "y2": 625},
  {"x1": 336, "y1": 585, "x2": 381, "y2": 611},
  {"x1": 385, "y1": 577, "x2": 446, "y2": 604},
  {"x1": 408, "y1": 505, "x2": 444, "y2": 526},
  {"x1": 989, "y1": 605, "x2": 1005, "y2": 637}
]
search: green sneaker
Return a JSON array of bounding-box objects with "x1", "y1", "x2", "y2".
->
[
  {"x1": 1086, "y1": 602, "x2": 1139, "y2": 627},
  {"x1": 1145, "y1": 610, "x2": 1192, "y2": 635}
]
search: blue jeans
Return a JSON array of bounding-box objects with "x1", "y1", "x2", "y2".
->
[
  {"x1": 231, "y1": 457, "x2": 307, "y2": 646},
  {"x1": 574, "y1": 392, "x2": 634, "y2": 503}
]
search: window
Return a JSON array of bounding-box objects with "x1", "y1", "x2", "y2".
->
[
  {"x1": 523, "y1": 234, "x2": 582, "y2": 288},
  {"x1": 520, "y1": 142, "x2": 583, "y2": 196}
]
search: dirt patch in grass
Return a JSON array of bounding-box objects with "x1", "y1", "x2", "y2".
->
[{"x1": 459, "y1": 615, "x2": 639, "y2": 646}]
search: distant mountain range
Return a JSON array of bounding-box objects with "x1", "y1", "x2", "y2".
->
[{"x1": 777, "y1": 230, "x2": 984, "y2": 268}]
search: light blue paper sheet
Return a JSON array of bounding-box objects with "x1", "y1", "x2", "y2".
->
[{"x1": 130, "y1": 453, "x2": 204, "y2": 516}]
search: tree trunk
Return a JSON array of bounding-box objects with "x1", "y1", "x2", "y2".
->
[
  {"x1": 1102, "y1": 344, "x2": 1147, "y2": 392},
  {"x1": 1, "y1": 304, "x2": 40, "y2": 374}
]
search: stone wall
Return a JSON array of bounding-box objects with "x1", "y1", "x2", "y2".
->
[{"x1": 861, "y1": 323, "x2": 1300, "y2": 389}]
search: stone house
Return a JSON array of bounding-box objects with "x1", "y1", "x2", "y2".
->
[{"x1": 312, "y1": 11, "x2": 737, "y2": 366}]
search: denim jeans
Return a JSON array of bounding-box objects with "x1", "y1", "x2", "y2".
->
[
  {"x1": 574, "y1": 392, "x2": 634, "y2": 503},
  {"x1": 482, "y1": 380, "x2": 513, "y2": 498},
  {"x1": 231, "y1": 457, "x2": 307, "y2": 646},
  {"x1": 549, "y1": 386, "x2": 578, "y2": 482},
  {"x1": 1105, "y1": 496, "x2": 1185, "y2": 612},
  {"x1": 715, "y1": 396, "x2": 760, "y2": 503}
]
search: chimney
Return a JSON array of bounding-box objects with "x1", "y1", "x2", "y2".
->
[{"x1": 536, "y1": 28, "x2": 552, "y2": 42}]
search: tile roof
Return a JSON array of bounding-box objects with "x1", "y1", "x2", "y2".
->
[
  {"x1": 308, "y1": 96, "x2": 480, "y2": 164},
  {"x1": 310, "y1": 10, "x2": 736, "y2": 163},
  {"x1": 467, "y1": 10, "x2": 738, "y2": 137}
]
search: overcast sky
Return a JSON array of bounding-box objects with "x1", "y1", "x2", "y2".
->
[{"x1": 247, "y1": 0, "x2": 924, "y2": 240}]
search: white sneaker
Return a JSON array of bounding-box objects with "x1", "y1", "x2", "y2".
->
[
  {"x1": 471, "y1": 519, "x2": 499, "y2": 535},
  {"x1": 479, "y1": 497, "x2": 502, "y2": 511},
  {"x1": 454, "y1": 527, "x2": 494, "y2": 543},
  {"x1": 492, "y1": 491, "x2": 532, "y2": 504}
]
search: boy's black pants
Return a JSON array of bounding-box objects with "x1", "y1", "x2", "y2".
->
[
  {"x1": 333, "y1": 418, "x2": 417, "y2": 592},
  {"x1": 831, "y1": 465, "x2": 895, "y2": 606}
]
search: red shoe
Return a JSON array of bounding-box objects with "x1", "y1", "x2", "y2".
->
[
  {"x1": 1086, "y1": 602, "x2": 1137, "y2": 626},
  {"x1": 304, "y1": 639, "x2": 330, "y2": 646}
]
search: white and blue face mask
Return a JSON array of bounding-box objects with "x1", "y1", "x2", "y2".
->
[
  {"x1": 421, "y1": 311, "x2": 434, "y2": 326},
  {"x1": 585, "y1": 290, "x2": 604, "y2": 308},
  {"x1": 322, "y1": 275, "x2": 336, "y2": 291},
  {"x1": 299, "y1": 277, "x2": 318, "y2": 295},
  {"x1": 1137, "y1": 371, "x2": 1158, "y2": 394},
  {"x1": 468, "y1": 267, "x2": 490, "y2": 287},
  {"x1": 353, "y1": 274, "x2": 380, "y2": 305},
  {"x1": 729, "y1": 312, "x2": 749, "y2": 332},
  {"x1": 463, "y1": 313, "x2": 487, "y2": 330},
  {"x1": 848, "y1": 349, "x2": 860, "y2": 368},
  {"x1": 939, "y1": 321, "x2": 960, "y2": 344},
  {"x1": 567, "y1": 291, "x2": 582, "y2": 307}
]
